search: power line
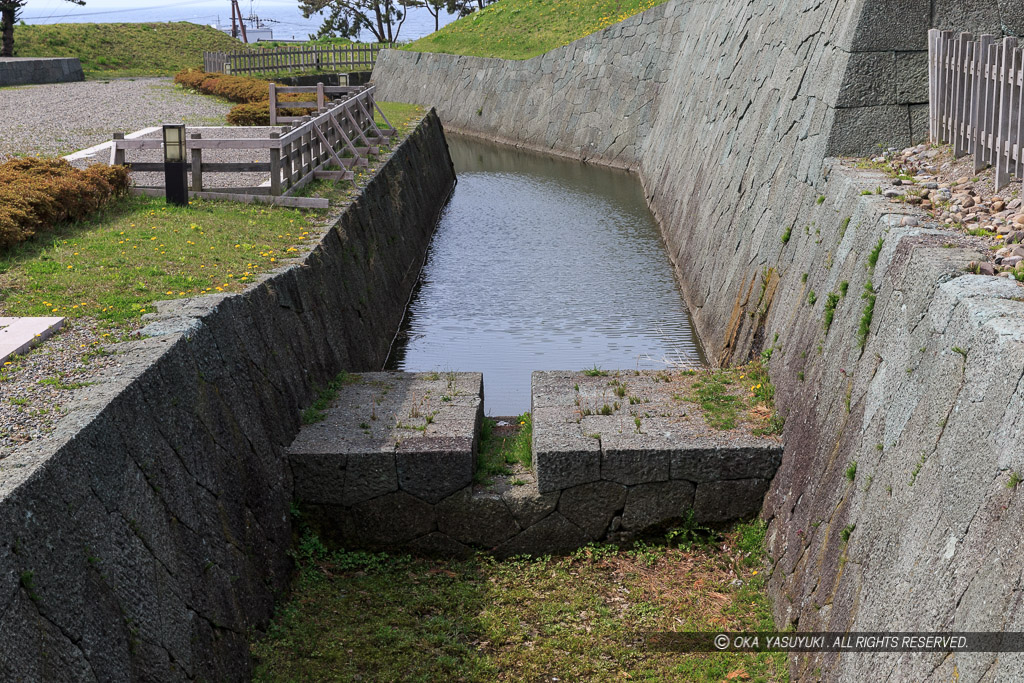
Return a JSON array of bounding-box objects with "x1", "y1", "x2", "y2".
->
[{"x1": 22, "y1": 0, "x2": 212, "y2": 21}]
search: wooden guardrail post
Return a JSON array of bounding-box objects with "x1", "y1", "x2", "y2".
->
[
  {"x1": 317, "y1": 82, "x2": 326, "y2": 110},
  {"x1": 190, "y1": 133, "x2": 203, "y2": 192},
  {"x1": 110, "y1": 133, "x2": 126, "y2": 166},
  {"x1": 269, "y1": 131, "x2": 282, "y2": 196},
  {"x1": 269, "y1": 83, "x2": 278, "y2": 126}
]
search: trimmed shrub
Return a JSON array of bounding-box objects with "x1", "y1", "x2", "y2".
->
[
  {"x1": 226, "y1": 102, "x2": 271, "y2": 126},
  {"x1": 174, "y1": 69, "x2": 320, "y2": 125},
  {"x1": 0, "y1": 158, "x2": 130, "y2": 250},
  {"x1": 174, "y1": 68, "x2": 270, "y2": 103}
]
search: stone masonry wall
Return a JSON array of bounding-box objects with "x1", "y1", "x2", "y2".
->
[
  {"x1": 289, "y1": 370, "x2": 782, "y2": 559},
  {"x1": 375, "y1": 2, "x2": 1024, "y2": 680},
  {"x1": 0, "y1": 58, "x2": 83, "y2": 87},
  {"x1": 0, "y1": 112, "x2": 455, "y2": 682}
]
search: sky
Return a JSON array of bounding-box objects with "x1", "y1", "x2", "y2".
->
[{"x1": 18, "y1": 0, "x2": 457, "y2": 42}]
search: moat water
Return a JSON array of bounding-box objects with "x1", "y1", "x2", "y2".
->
[{"x1": 386, "y1": 134, "x2": 704, "y2": 415}]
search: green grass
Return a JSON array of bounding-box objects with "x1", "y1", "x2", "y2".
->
[
  {"x1": 823, "y1": 292, "x2": 840, "y2": 332},
  {"x1": 375, "y1": 101, "x2": 422, "y2": 131},
  {"x1": 12, "y1": 22, "x2": 244, "y2": 79},
  {"x1": 251, "y1": 522, "x2": 787, "y2": 682},
  {"x1": 403, "y1": 0, "x2": 669, "y2": 60},
  {"x1": 857, "y1": 281, "x2": 877, "y2": 350},
  {"x1": 477, "y1": 413, "x2": 533, "y2": 482},
  {"x1": 0, "y1": 195, "x2": 316, "y2": 329},
  {"x1": 689, "y1": 362, "x2": 781, "y2": 435},
  {"x1": 0, "y1": 101, "x2": 423, "y2": 336},
  {"x1": 300, "y1": 371, "x2": 361, "y2": 424}
]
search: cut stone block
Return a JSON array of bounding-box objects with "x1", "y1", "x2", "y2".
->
[
  {"x1": 533, "y1": 429, "x2": 602, "y2": 494},
  {"x1": 600, "y1": 433, "x2": 671, "y2": 485},
  {"x1": 500, "y1": 474, "x2": 559, "y2": 528},
  {"x1": 289, "y1": 452, "x2": 346, "y2": 505},
  {"x1": 558, "y1": 480, "x2": 627, "y2": 539},
  {"x1": 286, "y1": 371, "x2": 483, "y2": 506},
  {"x1": 350, "y1": 491, "x2": 436, "y2": 546},
  {"x1": 693, "y1": 479, "x2": 771, "y2": 524},
  {"x1": 396, "y1": 436, "x2": 474, "y2": 504},
  {"x1": 670, "y1": 444, "x2": 783, "y2": 482},
  {"x1": 0, "y1": 317, "x2": 64, "y2": 364},
  {"x1": 621, "y1": 481, "x2": 696, "y2": 532},
  {"x1": 493, "y1": 512, "x2": 590, "y2": 559},
  {"x1": 436, "y1": 488, "x2": 520, "y2": 548}
]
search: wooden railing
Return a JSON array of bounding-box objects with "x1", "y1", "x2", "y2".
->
[
  {"x1": 269, "y1": 83, "x2": 366, "y2": 125},
  {"x1": 203, "y1": 44, "x2": 390, "y2": 75},
  {"x1": 111, "y1": 85, "x2": 396, "y2": 208},
  {"x1": 929, "y1": 29, "x2": 1024, "y2": 190}
]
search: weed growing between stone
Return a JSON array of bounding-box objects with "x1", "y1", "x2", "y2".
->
[
  {"x1": 476, "y1": 413, "x2": 532, "y2": 483},
  {"x1": 251, "y1": 520, "x2": 787, "y2": 682},
  {"x1": 688, "y1": 362, "x2": 783, "y2": 436},
  {"x1": 300, "y1": 371, "x2": 362, "y2": 425}
]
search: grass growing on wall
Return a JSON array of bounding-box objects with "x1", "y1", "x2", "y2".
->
[
  {"x1": 251, "y1": 521, "x2": 787, "y2": 681},
  {"x1": 403, "y1": 0, "x2": 670, "y2": 60},
  {"x1": 12, "y1": 22, "x2": 244, "y2": 79}
]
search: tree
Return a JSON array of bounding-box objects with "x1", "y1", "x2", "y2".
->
[
  {"x1": 0, "y1": 1, "x2": 84, "y2": 57},
  {"x1": 445, "y1": 0, "x2": 493, "y2": 18},
  {"x1": 422, "y1": 0, "x2": 445, "y2": 32},
  {"x1": 299, "y1": 0, "x2": 416, "y2": 44}
]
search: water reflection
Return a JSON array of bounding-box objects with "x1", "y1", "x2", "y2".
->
[{"x1": 386, "y1": 134, "x2": 705, "y2": 415}]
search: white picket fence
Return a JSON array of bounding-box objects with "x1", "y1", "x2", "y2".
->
[{"x1": 929, "y1": 29, "x2": 1024, "y2": 190}]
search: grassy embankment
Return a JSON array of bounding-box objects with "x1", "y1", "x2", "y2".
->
[
  {"x1": 12, "y1": 23, "x2": 387, "y2": 80},
  {"x1": 404, "y1": 0, "x2": 669, "y2": 60},
  {"x1": 0, "y1": 102, "x2": 423, "y2": 336},
  {"x1": 11, "y1": 22, "x2": 244, "y2": 79}
]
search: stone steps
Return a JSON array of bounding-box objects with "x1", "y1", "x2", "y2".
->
[{"x1": 287, "y1": 370, "x2": 783, "y2": 557}]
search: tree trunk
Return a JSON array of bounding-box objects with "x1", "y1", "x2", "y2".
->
[{"x1": 1, "y1": 8, "x2": 15, "y2": 58}]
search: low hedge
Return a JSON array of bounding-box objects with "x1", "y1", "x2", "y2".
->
[
  {"x1": 174, "y1": 69, "x2": 320, "y2": 126},
  {"x1": 174, "y1": 68, "x2": 269, "y2": 103},
  {"x1": 0, "y1": 158, "x2": 130, "y2": 250},
  {"x1": 225, "y1": 101, "x2": 315, "y2": 126}
]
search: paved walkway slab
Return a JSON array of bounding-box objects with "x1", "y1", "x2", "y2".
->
[{"x1": 0, "y1": 317, "x2": 65, "y2": 364}]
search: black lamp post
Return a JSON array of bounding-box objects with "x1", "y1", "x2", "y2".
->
[{"x1": 162, "y1": 124, "x2": 189, "y2": 206}]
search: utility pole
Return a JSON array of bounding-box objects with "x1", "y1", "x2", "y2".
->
[{"x1": 229, "y1": 0, "x2": 248, "y2": 43}]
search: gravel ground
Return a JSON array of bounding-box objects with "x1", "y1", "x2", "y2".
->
[
  {"x1": 0, "y1": 77, "x2": 231, "y2": 162},
  {"x1": 0, "y1": 320, "x2": 132, "y2": 454},
  {"x1": 126, "y1": 125, "x2": 280, "y2": 189}
]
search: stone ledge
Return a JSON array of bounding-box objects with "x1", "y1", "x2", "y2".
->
[
  {"x1": 293, "y1": 369, "x2": 783, "y2": 556},
  {"x1": 0, "y1": 57, "x2": 84, "y2": 87}
]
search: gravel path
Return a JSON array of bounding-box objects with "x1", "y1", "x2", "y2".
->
[{"x1": 0, "y1": 77, "x2": 232, "y2": 162}]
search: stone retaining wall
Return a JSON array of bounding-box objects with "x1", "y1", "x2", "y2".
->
[
  {"x1": 0, "y1": 112, "x2": 455, "y2": 682},
  {"x1": 0, "y1": 57, "x2": 83, "y2": 87},
  {"x1": 374, "y1": 2, "x2": 1024, "y2": 680}
]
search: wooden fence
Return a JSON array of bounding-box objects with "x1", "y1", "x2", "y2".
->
[
  {"x1": 112, "y1": 85, "x2": 396, "y2": 208},
  {"x1": 269, "y1": 83, "x2": 365, "y2": 125},
  {"x1": 929, "y1": 29, "x2": 1024, "y2": 190},
  {"x1": 203, "y1": 44, "x2": 390, "y2": 75}
]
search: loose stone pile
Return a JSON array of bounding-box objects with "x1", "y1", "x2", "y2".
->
[{"x1": 861, "y1": 144, "x2": 1024, "y2": 278}]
